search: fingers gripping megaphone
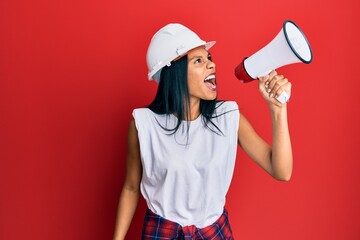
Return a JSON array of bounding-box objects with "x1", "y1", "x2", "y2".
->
[{"x1": 235, "y1": 20, "x2": 313, "y2": 103}]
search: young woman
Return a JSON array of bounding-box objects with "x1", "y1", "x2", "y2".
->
[{"x1": 113, "y1": 23, "x2": 293, "y2": 239}]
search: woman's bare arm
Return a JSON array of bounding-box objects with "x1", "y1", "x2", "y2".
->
[
  {"x1": 113, "y1": 119, "x2": 142, "y2": 240},
  {"x1": 238, "y1": 70, "x2": 293, "y2": 181}
]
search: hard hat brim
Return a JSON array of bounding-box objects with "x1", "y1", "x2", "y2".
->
[{"x1": 204, "y1": 41, "x2": 216, "y2": 51}]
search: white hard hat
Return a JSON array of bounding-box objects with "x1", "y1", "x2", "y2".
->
[{"x1": 146, "y1": 23, "x2": 216, "y2": 82}]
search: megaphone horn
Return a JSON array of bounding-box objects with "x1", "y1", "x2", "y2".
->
[{"x1": 235, "y1": 20, "x2": 313, "y2": 84}]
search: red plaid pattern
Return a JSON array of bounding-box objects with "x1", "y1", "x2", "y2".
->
[{"x1": 142, "y1": 209, "x2": 234, "y2": 239}]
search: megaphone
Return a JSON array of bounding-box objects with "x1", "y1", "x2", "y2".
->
[{"x1": 235, "y1": 20, "x2": 312, "y2": 103}]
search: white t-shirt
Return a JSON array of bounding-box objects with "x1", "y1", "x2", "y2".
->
[{"x1": 132, "y1": 101, "x2": 239, "y2": 228}]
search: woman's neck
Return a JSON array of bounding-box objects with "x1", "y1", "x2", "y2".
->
[{"x1": 188, "y1": 98, "x2": 200, "y2": 121}]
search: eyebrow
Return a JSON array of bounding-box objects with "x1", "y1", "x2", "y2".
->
[{"x1": 189, "y1": 53, "x2": 211, "y2": 61}]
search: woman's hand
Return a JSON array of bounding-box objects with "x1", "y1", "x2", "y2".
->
[{"x1": 258, "y1": 70, "x2": 292, "y2": 108}]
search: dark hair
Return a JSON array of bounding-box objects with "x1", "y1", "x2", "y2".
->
[{"x1": 147, "y1": 55, "x2": 225, "y2": 138}]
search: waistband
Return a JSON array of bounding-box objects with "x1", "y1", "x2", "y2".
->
[{"x1": 142, "y1": 208, "x2": 233, "y2": 239}]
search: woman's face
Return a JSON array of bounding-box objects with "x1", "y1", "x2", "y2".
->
[{"x1": 187, "y1": 46, "x2": 217, "y2": 102}]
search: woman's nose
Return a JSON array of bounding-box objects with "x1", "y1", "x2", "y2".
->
[{"x1": 207, "y1": 60, "x2": 215, "y2": 69}]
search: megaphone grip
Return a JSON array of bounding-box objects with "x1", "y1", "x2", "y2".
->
[
  {"x1": 276, "y1": 91, "x2": 290, "y2": 104},
  {"x1": 235, "y1": 58, "x2": 256, "y2": 83}
]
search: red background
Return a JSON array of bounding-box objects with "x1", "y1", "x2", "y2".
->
[{"x1": 1, "y1": 0, "x2": 359, "y2": 239}]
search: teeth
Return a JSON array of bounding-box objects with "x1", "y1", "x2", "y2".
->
[{"x1": 204, "y1": 74, "x2": 215, "y2": 81}]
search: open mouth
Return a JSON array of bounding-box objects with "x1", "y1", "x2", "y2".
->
[{"x1": 204, "y1": 74, "x2": 216, "y2": 91}]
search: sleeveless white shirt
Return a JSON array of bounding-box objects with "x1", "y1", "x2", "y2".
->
[{"x1": 132, "y1": 101, "x2": 239, "y2": 228}]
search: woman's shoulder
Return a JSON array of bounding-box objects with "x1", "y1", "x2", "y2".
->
[
  {"x1": 132, "y1": 107, "x2": 169, "y2": 123},
  {"x1": 132, "y1": 107, "x2": 150, "y2": 115},
  {"x1": 215, "y1": 100, "x2": 239, "y2": 113},
  {"x1": 132, "y1": 108, "x2": 156, "y2": 131},
  {"x1": 132, "y1": 107, "x2": 152, "y2": 122}
]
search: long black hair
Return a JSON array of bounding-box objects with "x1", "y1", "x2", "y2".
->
[{"x1": 147, "y1": 55, "x2": 225, "y2": 137}]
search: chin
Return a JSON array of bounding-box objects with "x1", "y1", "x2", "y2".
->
[{"x1": 203, "y1": 93, "x2": 217, "y2": 101}]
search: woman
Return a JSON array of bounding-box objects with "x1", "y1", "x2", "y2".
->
[{"x1": 113, "y1": 23, "x2": 293, "y2": 239}]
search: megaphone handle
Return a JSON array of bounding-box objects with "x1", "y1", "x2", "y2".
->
[
  {"x1": 257, "y1": 70, "x2": 289, "y2": 104},
  {"x1": 276, "y1": 91, "x2": 290, "y2": 104}
]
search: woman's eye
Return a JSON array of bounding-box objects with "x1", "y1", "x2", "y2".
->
[
  {"x1": 195, "y1": 58, "x2": 202, "y2": 64},
  {"x1": 208, "y1": 55, "x2": 212, "y2": 61}
]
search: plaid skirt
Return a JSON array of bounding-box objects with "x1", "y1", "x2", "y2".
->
[{"x1": 142, "y1": 208, "x2": 234, "y2": 239}]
